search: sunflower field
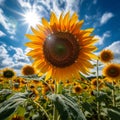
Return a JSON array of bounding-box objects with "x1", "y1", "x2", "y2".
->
[{"x1": 0, "y1": 12, "x2": 120, "y2": 120}]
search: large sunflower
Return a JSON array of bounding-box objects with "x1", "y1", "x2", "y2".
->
[
  {"x1": 25, "y1": 12, "x2": 98, "y2": 82},
  {"x1": 99, "y1": 49, "x2": 114, "y2": 64},
  {"x1": 102, "y1": 63, "x2": 120, "y2": 81}
]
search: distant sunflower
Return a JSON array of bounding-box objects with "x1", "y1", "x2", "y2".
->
[
  {"x1": 2, "y1": 68, "x2": 16, "y2": 79},
  {"x1": 73, "y1": 84, "x2": 83, "y2": 94},
  {"x1": 99, "y1": 49, "x2": 114, "y2": 63},
  {"x1": 21, "y1": 65, "x2": 36, "y2": 75},
  {"x1": 103, "y1": 63, "x2": 120, "y2": 81},
  {"x1": 13, "y1": 83, "x2": 21, "y2": 91},
  {"x1": 91, "y1": 78, "x2": 103, "y2": 89},
  {"x1": 25, "y1": 12, "x2": 98, "y2": 82}
]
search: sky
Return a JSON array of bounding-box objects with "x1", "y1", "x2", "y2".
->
[{"x1": 0, "y1": 0, "x2": 120, "y2": 75}]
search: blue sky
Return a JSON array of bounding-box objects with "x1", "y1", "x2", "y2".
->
[{"x1": 0, "y1": 0, "x2": 120, "y2": 75}]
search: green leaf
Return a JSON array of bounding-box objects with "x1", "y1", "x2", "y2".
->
[
  {"x1": 80, "y1": 73, "x2": 90, "y2": 82},
  {"x1": 82, "y1": 102, "x2": 93, "y2": 113},
  {"x1": 105, "y1": 82, "x2": 114, "y2": 89},
  {"x1": 48, "y1": 94, "x2": 86, "y2": 120},
  {"x1": 96, "y1": 91, "x2": 108, "y2": 102},
  {"x1": 108, "y1": 108, "x2": 120, "y2": 120},
  {"x1": 0, "y1": 89, "x2": 12, "y2": 103},
  {"x1": 0, "y1": 92, "x2": 28, "y2": 119}
]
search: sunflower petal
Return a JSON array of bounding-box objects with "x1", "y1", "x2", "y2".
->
[
  {"x1": 63, "y1": 11, "x2": 70, "y2": 29},
  {"x1": 45, "y1": 68, "x2": 52, "y2": 80},
  {"x1": 31, "y1": 27, "x2": 40, "y2": 36},
  {"x1": 42, "y1": 18, "x2": 50, "y2": 28},
  {"x1": 70, "y1": 12, "x2": 78, "y2": 26}
]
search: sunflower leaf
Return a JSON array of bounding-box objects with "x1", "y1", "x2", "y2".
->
[
  {"x1": 48, "y1": 94, "x2": 86, "y2": 120},
  {"x1": 0, "y1": 92, "x2": 28, "y2": 119},
  {"x1": 0, "y1": 89, "x2": 12, "y2": 103},
  {"x1": 107, "y1": 107, "x2": 120, "y2": 120},
  {"x1": 82, "y1": 102, "x2": 93, "y2": 113},
  {"x1": 105, "y1": 82, "x2": 114, "y2": 89}
]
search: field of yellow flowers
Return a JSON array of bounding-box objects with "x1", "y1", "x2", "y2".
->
[{"x1": 0, "y1": 12, "x2": 120, "y2": 120}]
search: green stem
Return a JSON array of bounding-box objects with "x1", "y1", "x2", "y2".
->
[
  {"x1": 53, "y1": 81, "x2": 58, "y2": 120},
  {"x1": 96, "y1": 60, "x2": 100, "y2": 120},
  {"x1": 34, "y1": 101, "x2": 50, "y2": 120},
  {"x1": 112, "y1": 82, "x2": 116, "y2": 107}
]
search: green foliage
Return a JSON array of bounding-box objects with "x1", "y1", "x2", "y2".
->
[
  {"x1": 0, "y1": 89, "x2": 12, "y2": 103},
  {"x1": 48, "y1": 94, "x2": 87, "y2": 120},
  {"x1": 0, "y1": 92, "x2": 28, "y2": 119},
  {"x1": 82, "y1": 102, "x2": 93, "y2": 114},
  {"x1": 108, "y1": 107, "x2": 120, "y2": 120},
  {"x1": 105, "y1": 82, "x2": 114, "y2": 89}
]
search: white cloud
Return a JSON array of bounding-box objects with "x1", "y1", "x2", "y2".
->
[
  {"x1": 93, "y1": 0, "x2": 97, "y2": 4},
  {"x1": 0, "y1": 30, "x2": 6, "y2": 37},
  {"x1": 0, "y1": 0, "x2": 5, "y2": 5},
  {"x1": 10, "y1": 35, "x2": 15, "y2": 40},
  {"x1": 100, "y1": 12, "x2": 114, "y2": 25},
  {"x1": 94, "y1": 31, "x2": 110, "y2": 45},
  {"x1": 105, "y1": 41, "x2": 120, "y2": 63},
  {"x1": 9, "y1": 46, "x2": 30, "y2": 63},
  {"x1": 0, "y1": 44, "x2": 14, "y2": 68},
  {"x1": 17, "y1": 0, "x2": 80, "y2": 19},
  {"x1": 0, "y1": 8, "x2": 16, "y2": 34},
  {"x1": 0, "y1": 44, "x2": 31, "y2": 75},
  {"x1": 17, "y1": 0, "x2": 31, "y2": 9}
]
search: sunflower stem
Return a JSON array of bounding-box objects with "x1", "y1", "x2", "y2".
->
[
  {"x1": 53, "y1": 81, "x2": 58, "y2": 120},
  {"x1": 9, "y1": 79, "x2": 13, "y2": 89},
  {"x1": 96, "y1": 60, "x2": 101, "y2": 120},
  {"x1": 112, "y1": 81, "x2": 116, "y2": 107},
  {"x1": 33, "y1": 101, "x2": 50, "y2": 120}
]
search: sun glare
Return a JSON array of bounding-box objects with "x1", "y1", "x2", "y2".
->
[{"x1": 24, "y1": 10, "x2": 40, "y2": 27}]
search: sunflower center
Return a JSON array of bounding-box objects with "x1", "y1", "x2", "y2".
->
[
  {"x1": 43, "y1": 32, "x2": 80, "y2": 67},
  {"x1": 3, "y1": 70, "x2": 14, "y2": 78},
  {"x1": 103, "y1": 54, "x2": 110, "y2": 59},
  {"x1": 108, "y1": 68, "x2": 119, "y2": 77}
]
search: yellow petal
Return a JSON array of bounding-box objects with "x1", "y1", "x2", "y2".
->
[
  {"x1": 45, "y1": 68, "x2": 52, "y2": 81},
  {"x1": 25, "y1": 42, "x2": 43, "y2": 48},
  {"x1": 63, "y1": 11, "x2": 70, "y2": 28},
  {"x1": 86, "y1": 53, "x2": 98, "y2": 60},
  {"x1": 70, "y1": 12, "x2": 78, "y2": 26},
  {"x1": 50, "y1": 12, "x2": 58, "y2": 24},
  {"x1": 59, "y1": 12, "x2": 64, "y2": 31},
  {"x1": 85, "y1": 28, "x2": 94, "y2": 33},
  {"x1": 38, "y1": 72, "x2": 44, "y2": 76},
  {"x1": 31, "y1": 27, "x2": 40, "y2": 36},
  {"x1": 25, "y1": 34, "x2": 45, "y2": 42},
  {"x1": 42, "y1": 18, "x2": 50, "y2": 28},
  {"x1": 50, "y1": 12, "x2": 58, "y2": 25},
  {"x1": 71, "y1": 20, "x2": 84, "y2": 33}
]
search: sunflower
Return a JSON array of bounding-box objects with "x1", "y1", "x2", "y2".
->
[
  {"x1": 72, "y1": 84, "x2": 83, "y2": 94},
  {"x1": 102, "y1": 63, "x2": 120, "y2": 81},
  {"x1": 25, "y1": 12, "x2": 98, "y2": 82},
  {"x1": 2, "y1": 68, "x2": 16, "y2": 79},
  {"x1": 21, "y1": 65, "x2": 36, "y2": 75},
  {"x1": 91, "y1": 78, "x2": 103, "y2": 89},
  {"x1": 13, "y1": 82, "x2": 21, "y2": 91},
  {"x1": 99, "y1": 49, "x2": 114, "y2": 63}
]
